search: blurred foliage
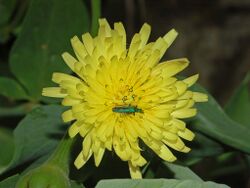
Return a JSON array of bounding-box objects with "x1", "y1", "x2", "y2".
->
[
  {"x1": 225, "y1": 73, "x2": 250, "y2": 127},
  {"x1": 95, "y1": 179, "x2": 229, "y2": 188},
  {"x1": 0, "y1": 0, "x2": 249, "y2": 187},
  {"x1": 9, "y1": 0, "x2": 89, "y2": 101}
]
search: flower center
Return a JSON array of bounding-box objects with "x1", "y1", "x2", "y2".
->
[{"x1": 111, "y1": 78, "x2": 143, "y2": 115}]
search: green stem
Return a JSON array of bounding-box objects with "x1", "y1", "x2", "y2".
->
[
  {"x1": 46, "y1": 134, "x2": 75, "y2": 174},
  {"x1": 90, "y1": 0, "x2": 101, "y2": 36}
]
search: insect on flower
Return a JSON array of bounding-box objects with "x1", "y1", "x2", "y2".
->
[
  {"x1": 42, "y1": 18, "x2": 208, "y2": 179},
  {"x1": 112, "y1": 105, "x2": 143, "y2": 114}
]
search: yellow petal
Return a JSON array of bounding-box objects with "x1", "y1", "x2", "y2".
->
[
  {"x1": 96, "y1": 122, "x2": 109, "y2": 142},
  {"x1": 131, "y1": 155, "x2": 147, "y2": 167},
  {"x1": 114, "y1": 22, "x2": 126, "y2": 50},
  {"x1": 152, "y1": 58, "x2": 189, "y2": 77},
  {"x1": 183, "y1": 74, "x2": 199, "y2": 87},
  {"x1": 82, "y1": 33, "x2": 94, "y2": 55},
  {"x1": 163, "y1": 137, "x2": 186, "y2": 152},
  {"x1": 42, "y1": 87, "x2": 67, "y2": 98},
  {"x1": 151, "y1": 131, "x2": 163, "y2": 140},
  {"x1": 129, "y1": 118, "x2": 148, "y2": 138},
  {"x1": 113, "y1": 136, "x2": 126, "y2": 160},
  {"x1": 181, "y1": 146, "x2": 191, "y2": 153},
  {"x1": 143, "y1": 138, "x2": 161, "y2": 151},
  {"x1": 178, "y1": 128, "x2": 195, "y2": 141},
  {"x1": 145, "y1": 49, "x2": 161, "y2": 68},
  {"x1": 74, "y1": 150, "x2": 92, "y2": 169},
  {"x1": 68, "y1": 121, "x2": 80, "y2": 137},
  {"x1": 94, "y1": 146, "x2": 105, "y2": 167},
  {"x1": 104, "y1": 136, "x2": 113, "y2": 151},
  {"x1": 62, "y1": 109, "x2": 75, "y2": 122},
  {"x1": 175, "y1": 81, "x2": 187, "y2": 96},
  {"x1": 152, "y1": 37, "x2": 167, "y2": 59},
  {"x1": 52, "y1": 72, "x2": 81, "y2": 84},
  {"x1": 128, "y1": 34, "x2": 141, "y2": 58},
  {"x1": 172, "y1": 108, "x2": 197, "y2": 119},
  {"x1": 162, "y1": 131, "x2": 178, "y2": 142},
  {"x1": 163, "y1": 29, "x2": 178, "y2": 49},
  {"x1": 172, "y1": 119, "x2": 186, "y2": 131},
  {"x1": 178, "y1": 90, "x2": 193, "y2": 100},
  {"x1": 62, "y1": 52, "x2": 77, "y2": 71},
  {"x1": 98, "y1": 18, "x2": 112, "y2": 37},
  {"x1": 154, "y1": 110, "x2": 170, "y2": 119},
  {"x1": 193, "y1": 92, "x2": 208, "y2": 102},
  {"x1": 82, "y1": 134, "x2": 92, "y2": 158},
  {"x1": 71, "y1": 35, "x2": 87, "y2": 62},
  {"x1": 72, "y1": 103, "x2": 88, "y2": 114},
  {"x1": 62, "y1": 96, "x2": 81, "y2": 106},
  {"x1": 125, "y1": 125, "x2": 138, "y2": 141},
  {"x1": 144, "y1": 113, "x2": 164, "y2": 127},
  {"x1": 175, "y1": 99, "x2": 189, "y2": 109},
  {"x1": 157, "y1": 144, "x2": 177, "y2": 162},
  {"x1": 139, "y1": 23, "x2": 151, "y2": 49},
  {"x1": 128, "y1": 161, "x2": 142, "y2": 179},
  {"x1": 79, "y1": 123, "x2": 93, "y2": 137}
]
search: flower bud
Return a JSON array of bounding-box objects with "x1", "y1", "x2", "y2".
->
[{"x1": 16, "y1": 164, "x2": 70, "y2": 188}]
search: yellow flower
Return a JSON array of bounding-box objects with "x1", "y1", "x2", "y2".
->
[{"x1": 42, "y1": 19, "x2": 207, "y2": 179}]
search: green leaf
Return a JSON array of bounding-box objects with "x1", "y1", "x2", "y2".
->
[
  {"x1": 191, "y1": 84, "x2": 250, "y2": 154},
  {"x1": 0, "y1": 105, "x2": 65, "y2": 175},
  {"x1": 0, "y1": 175, "x2": 19, "y2": 188},
  {"x1": 95, "y1": 179, "x2": 229, "y2": 188},
  {"x1": 10, "y1": 0, "x2": 89, "y2": 100},
  {"x1": 0, "y1": 77, "x2": 29, "y2": 100},
  {"x1": 71, "y1": 181, "x2": 85, "y2": 188},
  {"x1": 0, "y1": 0, "x2": 16, "y2": 25},
  {"x1": 162, "y1": 162, "x2": 202, "y2": 181},
  {"x1": 189, "y1": 133, "x2": 224, "y2": 157},
  {"x1": 179, "y1": 133, "x2": 224, "y2": 166},
  {"x1": 224, "y1": 73, "x2": 250, "y2": 127},
  {"x1": 0, "y1": 0, "x2": 17, "y2": 43},
  {"x1": 0, "y1": 127, "x2": 15, "y2": 172}
]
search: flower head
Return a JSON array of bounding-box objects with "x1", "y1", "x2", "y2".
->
[{"x1": 42, "y1": 19, "x2": 207, "y2": 179}]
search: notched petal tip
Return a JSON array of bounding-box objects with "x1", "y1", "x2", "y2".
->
[
  {"x1": 98, "y1": 18, "x2": 108, "y2": 25},
  {"x1": 128, "y1": 161, "x2": 142, "y2": 179},
  {"x1": 74, "y1": 151, "x2": 92, "y2": 169},
  {"x1": 94, "y1": 147, "x2": 105, "y2": 167},
  {"x1": 168, "y1": 155, "x2": 177, "y2": 162},
  {"x1": 193, "y1": 92, "x2": 208, "y2": 102},
  {"x1": 163, "y1": 28, "x2": 178, "y2": 47},
  {"x1": 140, "y1": 23, "x2": 151, "y2": 34},
  {"x1": 181, "y1": 146, "x2": 191, "y2": 153},
  {"x1": 172, "y1": 108, "x2": 197, "y2": 119},
  {"x1": 42, "y1": 87, "x2": 67, "y2": 98},
  {"x1": 70, "y1": 35, "x2": 79, "y2": 42},
  {"x1": 61, "y1": 52, "x2": 77, "y2": 71},
  {"x1": 178, "y1": 128, "x2": 195, "y2": 141}
]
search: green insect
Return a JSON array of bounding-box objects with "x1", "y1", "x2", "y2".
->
[{"x1": 112, "y1": 105, "x2": 143, "y2": 114}]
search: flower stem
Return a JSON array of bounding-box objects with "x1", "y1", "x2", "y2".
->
[{"x1": 90, "y1": 0, "x2": 101, "y2": 36}]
